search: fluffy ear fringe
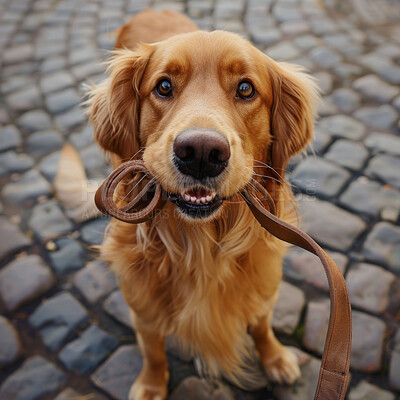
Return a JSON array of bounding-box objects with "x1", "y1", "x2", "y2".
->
[
  {"x1": 268, "y1": 61, "x2": 320, "y2": 174},
  {"x1": 85, "y1": 45, "x2": 153, "y2": 160}
]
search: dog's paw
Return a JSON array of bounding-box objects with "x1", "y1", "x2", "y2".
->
[
  {"x1": 128, "y1": 381, "x2": 167, "y2": 400},
  {"x1": 263, "y1": 347, "x2": 301, "y2": 385}
]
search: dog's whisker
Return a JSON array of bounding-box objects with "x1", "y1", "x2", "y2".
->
[
  {"x1": 246, "y1": 159, "x2": 286, "y2": 182},
  {"x1": 244, "y1": 167, "x2": 284, "y2": 185},
  {"x1": 121, "y1": 173, "x2": 149, "y2": 201}
]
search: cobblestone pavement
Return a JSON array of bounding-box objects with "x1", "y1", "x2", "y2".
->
[{"x1": 1, "y1": 0, "x2": 400, "y2": 399}]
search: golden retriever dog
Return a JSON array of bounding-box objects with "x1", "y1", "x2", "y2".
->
[{"x1": 87, "y1": 9, "x2": 318, "y2": 400}]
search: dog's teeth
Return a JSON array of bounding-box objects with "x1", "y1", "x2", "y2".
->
[
  {"x1": 196, "y1": 198, "x2": 201, "y2": 204},
  {"x1": 200, "y1": 197, "x2": 206, "y2": 204},
  {"x1": 191, "y1": 196, "x2": 196, "y2": 203},
  {"x1": 206, "y1": 195, "x2": 212, "y2": 202},
  {"x1": 184, "y1": 194, "x2": 191, "y2": 202}
]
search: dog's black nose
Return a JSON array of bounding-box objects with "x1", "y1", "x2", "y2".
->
[{"x1": 173, "y1": 128, "x2": 230, "y2": 180}]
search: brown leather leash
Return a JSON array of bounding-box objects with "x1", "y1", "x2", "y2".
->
[{"x1": 95, "y1": 159, "x2": 352, "y2": 400}]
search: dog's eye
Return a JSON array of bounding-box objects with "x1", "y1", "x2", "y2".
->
[
  {"x1": 155, "y1": 79, "x2": 173, "y2": 98},
  {"x1": 236, "y1": 81, "x2": 255, "y2": 99}
]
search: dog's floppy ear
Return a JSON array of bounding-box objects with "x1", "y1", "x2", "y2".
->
[
  {"x1": 87, "y1": 44, "x2": 153, "y2": 161},
  {"x1": 268, "y1": 61, "x2": 319, "y2": 176}
]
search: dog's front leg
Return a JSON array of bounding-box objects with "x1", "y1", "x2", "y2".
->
[
  {"x1": 129, "y1": 312, "x2": 169, "y2": 400},
  {"x1": 250, "y1": 310, "x2": 300, "y2": 385}
]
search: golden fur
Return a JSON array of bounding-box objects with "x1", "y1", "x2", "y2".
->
[{"x1": 87, "y1": 9, "x2": 319, "y2": 400}]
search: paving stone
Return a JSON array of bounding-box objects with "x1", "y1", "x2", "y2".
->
[
  {"x1": 311, "y1": 129, "x2": 332, "y2": 155},
  {"x1": 2, "y1": 169, "x2": 52, "y2": 205},
  {"x1": 359, "y1": 53, "x2": 400, "y2": 84},
  {"x1": 266, "y1": 41, "x2": 300, "y2": 61},
  {"x1": 40, "y1": 71, "x2": 75, "y2": 94},
  {"x1": 348, "y1": 380, "x2": 395, "y2": 400},
  {"x1": 329, "y1": 88, "x2": 361, "y2": 112},
  {"x1": 314, "y1": 71, "x2": 333, "y2": 95},
  {"x1": 17, "y1": 110, "x2": 52, "y2": 133},
  {"x1": 0, "y1": 316, "x2": 22, "y2": 367},
  {"x1": 2, "y1": 43, "x2": 34, "y2": 65},
  {"x1": 81, "y1": 218, "x2": 109, "y2": 245},
  {"x1": 280, "y1": 20, "x2": 309, "y2": 36},
  {"x1": 80, "y1": 143, "x2": 109, "y2": 178},
  {"x1": 103, "y1": 290, "x2": 132, "y2": 329},
  {"x1": 346, "y1": 263, "x2": 395, "y2": 313},
  {"x1": 40, "y1": 55, "x2": 67, "y2": 74},
  {"x1": 0, "y1": 255, "x2": 55, "y2": 311},
  {"x1": 333, "y1": 62, "x2": 363, "y2": 79},
  {"x1": 29, "y1": 291, "x2": 90, "y2": 351},
  {"x1": 363, "y1": 222, "x2": 400, "y2": 273},
  {"x1": 55, "y1": 107, "x2": 85, "y2": 132},
  {"x1": 293, "y1": 34, "x2": 320, "y2": 51},
  {"x1": 309, "y1": 46, "x2": 341, "y2": 68},
  {"x1": 0, "y1": 151, "x2": 34, "y2": 175},
  {"x1": 353, "y1": 74, "x2": 400, "y2": 103},
  {"x1": 49, "y1": 237, "x2": 85, "y2": 274},
  {"x1": 366, "y1": 154, "x2": 400, "y2": 189},
  {"x1": 394, "y1": 94, "x2": 400, "y2": 112},
  {"x1": 26, "y1": 129, "x2": 63, "y2": 157},
  {"x1": 340, "y1": 178, "x2": 400, "y2": 218},
  {"x1": 0, "y1": 125, "x2": 22, "y2": 151},
  {"x1": 365, "y1": 132, "x2": 400, "y2": 156},
  {"x1": 273, "y1": 4, "x2": 303, "y2": 23},
  {"x1": 317, "y1": 115, "x2": 366, "y2": 140},
  {"x1": 298, "y1": 197, "x2": 366, "y2": 251},
  {"x1": 324, "y1": 139, "x2": 368, "y2": 171},
  {"x1": 45, "y1": 88, "x2": 81, "y2": 114},
  {"x1": 0, "y1": 216, "x2": 31, "y2": 259},
  {"x1": 290, "y1": 157, "x2": 351, "y2": 197},
  {"x1": 70, "y1": 125, "x2": 93, "y2": 148},
  {"x1": 354, "y1": 105, "x2": 398, "y2": 129},
  {"x1": 318, "y1": 96, "x2": 338, "y2": 117},
  {"x1": 302, "y1": 300, "x2": 330, "y2": 354},
  {"x1": 283, "y1": 247, "x2": 348, "y2": 291},
  {"x1": 0, "y1": 356, "x2": 66, "y2": 400},
  {"x1": 249, "y1": 27, "x2": 281, "y2": 46},
  {"x1": 54, "y1": 388, "x2": 82, "y2": 400},
  {"x1": 71, "y1": 61, "x2": 105, "y2": 81},
  {"x1": 271, "y1": 281, "x2": 305, "y2": 335},
  {"x1": 91, "y1": 345, "x2": 142, "y2": 400},
  {"x1": 351, "y1": 311, "x2": 386, "y2": 372},
  {"x1": 28, "y1": 200, "x2": 73, "y2": 240},
  {"x1": 274, "y1": 351, "x2": 320, "y2": 400},
  {"x1": 59, "y1": 324, "x2": 118, "y2": 373},
  {"x1": 39, "y1": 150, "x2": 61, "y2": 181},
  {"x1": 1, "y1": 75, "x2": 35, "y2": 95},
  {"x1": 74, "y1": 259, "x2": 116, "y2": 303},
  {"x1": 6, "y1": 85, "x2": 41, "y2": 112},
  {"x1": 389, "y1": 330, "x2": 400, "y2": 391},
  {"x1": 169, "y1": 377, "x2": 233, "y2": 400}
]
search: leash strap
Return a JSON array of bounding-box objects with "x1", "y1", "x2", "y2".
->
[{"x1": 95, "y1": 160, "x2": 352, "y2": 400}]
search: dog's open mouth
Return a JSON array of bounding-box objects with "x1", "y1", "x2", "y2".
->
[{"x1": 168, "y1": 186, "x2": 223, "y2": 218}]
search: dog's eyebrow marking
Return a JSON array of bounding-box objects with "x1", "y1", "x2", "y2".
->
[{"x1": 163, "y1": 58, "x2": 191, "y2": 76}]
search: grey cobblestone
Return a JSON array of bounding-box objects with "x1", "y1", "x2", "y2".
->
[
  {"x1": 324, "y1": 139, "x2": 368, "y2": 171},
  {"x1": 0, "y1": 125, "x2": 22, "y2": 151},
  {"x1": 353, "y1": 74, "x2": 400, "y2": 103},
  {"x1": 29, "y1": 200, "x2": 73, "y2": 240},
  {"x1": 340, "y1": 178, "x2": 400, "y2": 218},
  {"x1": 103, "y1": 290, "x2": 132, "y2": 329},
  {"x1": 365, "y1": 131, "x2": 400, "y2": 156},
  {"x1": 317, "y1": 115, "x2": 366, "y2": 140},
  {"x1": 0, "y1": 255, "x2": 55, "y2": 311},
  {"x1": 354, "y1": 105, "x2": 398, "y2": 129},
  {"x1": 49, "y1": 237, "x2": 85, "y2": 274},
  {"x1": 26, "y1": 129, "x2": 63, "y2": 157},
  {"x1": 0, "y1": 151, "x2": 34, "y2": 175},
  {"x1": 29, "y1": 291, "x2": 89, "y2": 351},
  {"x1": 348, "y1": 381, "x2": 395, "y2": 400},
  {"x1": 346, "y1": 262, "x2": 395, "y2": 313},
  {"x1": 299, "y1": 197, "x2": 366, "y2": 251},
  {"x1": 74, "y1": 259, "x2": 117, "y2": 304},
  {"x1": 366, "y1": 154, "x2": 400, "y2": 189},
  {"x1": 0, "y1": 356, "x2": 66, "y2": 400},
  {"x1": 389, "y1": 330, "x2": 400, "y2": 391},
  {"x1": 0, "y1": 316, "x2": 22, "y2": 367},
  {"x1": 290, "y1": 157, "x2": 351, "y2": 198},
  {"x1": 59, "y1": 324, "x2": 118, "y2": 373},
  {"x1": 0, "y1": 216, "x2": 32, "y2": 258},
  {"x1": 363, "y1": 222, "x2": 400, "y2": 273},
  {"x1": 17, "y1": 109, "x2": 52, "y2": 133}
]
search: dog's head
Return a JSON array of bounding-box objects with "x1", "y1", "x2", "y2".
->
[{"x1": 88, "y1": 31, "x2": 318, "y2": 220}]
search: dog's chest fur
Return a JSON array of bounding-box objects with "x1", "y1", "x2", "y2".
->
[{"x1": 101, "y1": 203, "x2": 285, "y2": 375}]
